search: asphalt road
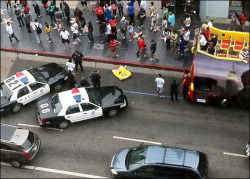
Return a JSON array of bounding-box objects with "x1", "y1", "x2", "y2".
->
[{"x1": 1, "y1": 58, "x2": 249, "y2": 178}]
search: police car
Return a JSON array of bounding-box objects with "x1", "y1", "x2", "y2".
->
[
  {"x1": 1, "y1": 63, "x2": 67, "y2": 113},
  {"x1": 36, "y1": 86, "x2": 128, "y2": 129}
]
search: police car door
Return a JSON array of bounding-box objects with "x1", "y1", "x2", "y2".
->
[
  {"x1": 16, "y1": 86, "x2": 32, "y2": 105},
  {"x1": 80, "y1": 103, "x2": 103, "y2": 120},
  {"x1": 65, "y1": 104, "x2": 83, "y2": 123},
  {"x1": 28, "y1": 82, "x2": 50, "y2": 101}
]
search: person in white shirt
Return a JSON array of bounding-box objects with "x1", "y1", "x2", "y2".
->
[
  {"x1": 106, "y1": 21, "x2": 112, "y2": 42},
  {"x1": 71, "y1": 22, "x2": 81, "y2": 45},
  {"x1": 66, "y1": 58, "x2": 75, "y2": 71},
  {"x1": 162, "y1": 17, "x2": 168, "y2": 36},
  {"x1": 60, "y1": 28, "x2": 71, "y2": 49},
  {"x1": 6, "y1": 22, "x2": 19, "y2": 44},
  {"x1": 199, "y1": 33, "x2": 207, "y2": 50},
  {"x1": 183, "y1": 27, "x2": 190, "y2": 49},
  {"x1": 33, "y1": 19, "x2": 42, "y2": 44},
  {"x1": 141, "y1": 1, "x2": 147, "y2": 11},
  {"x1": 155, "y1": 74, "x2": 165, "y2": 98},
  {"x1": 208, "y1": 20, "x2": 213, "y2": 27}
]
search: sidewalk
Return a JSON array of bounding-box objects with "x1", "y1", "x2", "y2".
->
[{"x1": 1, "y1": 1, "x2": 249, "y2": 72}]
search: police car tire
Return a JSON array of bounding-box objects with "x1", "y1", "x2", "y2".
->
[
  {"x1": 218, "y1": 98, "x2": 231, "y2": 108},
  {"x1": 108, "y1": 108, "x2": 118, "y2": 118},
  {"x1": 11, "y1": 103, "x2": 22, "y2": 114},
  {"x1": 53, "y1": 83, "x2": 63, "y2": 92},
  {"x1": 10, "y1": 160, "x2": 22, "y2": 168},
  {"x1": 58, "y1": 121, "x2": 70, "y2": 129}
]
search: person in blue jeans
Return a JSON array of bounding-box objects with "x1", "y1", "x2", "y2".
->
[
  {"x1": 176, "y1": 36, "x2": 185, "y2": 60},
  {"x1": 127, "y1": 2, "x2": 135, "y2": 24}
]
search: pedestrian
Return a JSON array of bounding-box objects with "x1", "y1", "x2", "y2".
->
[
  {"x1": 111, "y1": 1, "x2": 117, "y2": 17},
  {"x1": 117, "y1": 0, "x2": 124, "y2": 16},
  {"x1": 47, "y1": 5, "x2": 55, "y2": 27},
  {"x1": 23, "y1": 4, "x2": 30, "y2": 15},
  {"x1": 155, "y1": 74, "x2": 165, "y2": 98},
  {"x1": 149, "y1": 2, "x2": 156, "y2": 16},
  {"x1": 128, "y1": 20, "x2": 134, "y2": 42},
  {"x1": 79, "y1": 77, "x2": 90, "y2": 87},
  {"x1": 109, "y1": 16, "x2": 117, "y2": 39},
  {"x1": 137, "y1": 0, "x2": 141, "y2": 7},
  {"x1": 137, "y1": 36, "x2": 148, "y2": 61},
  {"x1": 23, "y1": 11, "x2": 32, "y2": 33},
  {"x1": 66, "y1": 58, "x2": 75, "y2": 71},
  {"x1": 71, "y1": 21, "x2": 81, "y2": 45},
  {"x1": 229, "y1": 12, "x2": 237, "y2": 31},
  {"x1": 208, "y1": 19, "x2": 213, "y2": 27},
  {"x1": 104, "y1": 4, "x2": 112, "y2": 22},
  {"x1": 239, "y1": 13, "x2": 247, "y2": 32},
  {"x1": 6, "y1": 22, "x2": 20, "y2": 44},
  {"x1": 150, "y1": 11, "x2": 159, "y2": 32},
  {"x1": 182, "y1": 27, "x2": 190, "y2": 50},
  {"x1": 120, "y1": 17, "x2": 128, "y2": 39},
  {"x1": 54, "y1": 7, "x2": 63, "y2": 31},
  {"x1": 170, "y1": 30, "x2": 178, "y2": 52},
  {"x1": 72, "y1": 50, "x2": 84, "y2": 72},
  {"x1": 127, "y1": 2, "x2": 135, "y2": 24},
  {"x1": 162, "y1": 16, "x2": 168, "y2": 36},
  {"x1": 99, "y1": 18, "x2": 107, "y2": 44},
  {"x1": 149, "y1": 40, "x2": 158, "y2": 61},
  {"x1": 86, "y1": 21, "x2": 94, "y2": 43},
  {"x1": 183, "y1": 15, "x2": 191, "y2": 29},
  {"x1": 95, "y1": 3, "x2": 105, "y2": 21},
  {"x1": 33, "y1": 19, "x2": 42, "y2": 44},
  {"x1": 136, "y1": 32, "x2": 144, "y2": 57},
  {"x1": 108, "y1": 36, "x2": 121, "y2": 58},
  {"x1": 176, "y1": 36, "x2": 185, "y2": 60},
  {"x1": 137, "y1": 7, "x2": 146, "y2": 29},
  {"x1": 168, "y1": 11, "x2": 175, "y2": 32},
  {"x1": 106, "y1": 21, "x2": 112, "y2": 43},
  {"x1": 199, "y1": 32, "x2": 208, "y2": 51},
  {"x1": 33, "y1": 2, "x2": 42, "y2": 18},
  {"x1": 81, "y1": 0, "x2": 88, "y2": 10},
  {"x1": 14, "y1": 5, "x2": 24, "y2": 27},
  {"x1": 89, "y1": 70, "x2": 101, "y2": 90},
  {"x1": 161, "y1": 0, "x2": 167, "y2": 9},
  {"x1": 44, "y1": 22, "x2": 52, "y2": 43},
  {"x1": 141, "y1": 1, "x2": 147, "y2": 11},
  {"x1": 60, "y1": 28, "x2": 71, "y2": 49},
  {"x1": 182, "y1": 70, "x2": 190, "y2": 99},
  {"x1": 6, "y1": 0, "x2": 12, "y2": 11},
  {"x1": 163, "y1": 28, "x2": 171, "y2": 50},
  {"x1": 67, "y1": 70, "x2": 76, "y2": 90},
  {"x1": 62, "y1": 1, "x2": 70, "y2": 25},
  {"x1": 170, "y1": 80, "x2": 179, "y2": 102},
  {"x1": 163, "y1": 6, "x2": 168, "y2": 20}
]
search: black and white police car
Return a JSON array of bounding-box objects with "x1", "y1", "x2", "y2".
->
[
  {"x1": 1, "y1": 63, "x2": 67, "y2": 113},
  {"x1": 36, "y1": 86, "x2": 128, "y2": 129}
]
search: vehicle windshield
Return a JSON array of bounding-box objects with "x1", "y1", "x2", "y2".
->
[
  {"x1": 1, "y1": 82, "x2": 13, "y2": 100},
  {"x1": 51, "y1": 94, "x2": 62, "y2": 114},
  {"x1": 19, "y1": 132, "x2": 34, "y2": 151},
  {"x1": 27, "y1": 68, "x2": 47, "y2": 83},
  {"x1": 198, "y1": 152, "x2": 208, "y2": 177},
  {"x1": 85, "y1": 87, "x2": 101, "y2": 106},
  {"x1": 127, "y1": 146, "x2": 147, "y2": 171}
]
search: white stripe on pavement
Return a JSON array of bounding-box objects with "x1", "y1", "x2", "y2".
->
[
  {"x1": 1, "y1": 162, "x2": 108, "y2": 178},
  {"x1": 113, "y1": 136, "x2": 162, "y2": 145},
  {"x1": 223, "y1": 152, "x2": 248, "y2": 158},
  {"x1": 18, "y1": 123, "x2": 63, "y2": 132}
]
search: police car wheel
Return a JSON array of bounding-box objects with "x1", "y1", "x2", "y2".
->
[
  {"x1": 10, "y1": 160, "x2": 22, "y2": 168},
  {"x1": 11, "y1": 104, "x2": 22, "y2": 114},
  {"x1": 218, "y1": 98, "x2": 230, "y2": 108},
  {"x1": 53, "y1": 83, "x2": 63, "y2": 92},
  {"x1": 58, "y1": 121, "x2": 70, "y2": 129},
  {"x1": 108, "y1": 108, "x2": 118, "y2": 118}
]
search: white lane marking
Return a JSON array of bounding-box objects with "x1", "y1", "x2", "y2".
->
[
  {"x1": 18, "y1": 123, "x2": 63, "y2": 132},
  {"x1": 223, "y1": 152, "x2": 248, "y2": 158},
  {"x1": 1, "y1": 162, "x2": 108, "y2": 178},
  {"x1": 113, "y1": 136, "x2": 162, "y2": 145}
]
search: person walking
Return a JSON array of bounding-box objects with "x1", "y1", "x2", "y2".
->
[
  {"x1": 150, "y1": 11, "x2": 159, "y2": 32},
  {"x1": 89, "y1": 70, "x2": 101, "y2": 90},
  {"x1": 67, "y1": 70, "x2": 76, "y2": 90},
  {"x1": 33, "y1": 19, "x2": 42, "y2": 44},
  {"x1": 239, "y1": 13, "x2": 247, "y2": 32},
  {"x1": 128, "y1": 20, "x2": 134, "y2": 42},
  {"x1": 170, "y1": 30, "x2": 178, "y2": 52},
  {"x1": 117, "y1": 0, "x2": 124, "y2": 16},
  {"x1": 14, "y1": 5, "x2": 24, "y2": 27},
  {"x1": 127, "y1": 2, "x2": 135, "y2": 24},
  {"x1": 182, "y1": 70, "x2": 190, "y2": 99},
  {"x1": 79, "y1": 77, "x2": 90, "y2": 87},
  {"x1": 104, "y1": 4, "x2": 112, "y2": 23},
  {"x1": 106, "y1": 21, "x2": 112, "y2": 43},
  {"x1": 176, "y1": 36, "x2": 185, "y2": 60},
  {"x1": 183, "y1": 27, "x2": 190, "y2": 50},
  {"x1": 137, "y1": 36, "x2": 147, "y2": 61},
  {"x1": 111, "y1": 1, "x2": 117, "y2": 17},
  {"x1": 168, "y1": 11, "x2": 175, "y2": 32},
  {"x1": 86, "y1": 21, "x2": 94, "y2": 43},
  {"x1": 66, "y1": 58, "x2": 75, "y2": 71},
  {"x1": 33, "y1": 2, "x2": 42, "y2": 18},
  {"x1": 108, "y1": 37, "x2": 121, "y2": 58},
  {"x1": 95, "y1": 3, "x2": 105, "y2": 21},
  {"x1": 62, "y1": 1, "x2": 70, "y2": 25},
  {"x1": 149, "y1": 40, "x2": 158, "y2": 61},
  {"x1": 23, "y1": 4, "x2": 30, "y2": 15},
  {"x1": 170, "y1": 80, "x2": 179, "y2": 102},
  {"x1": 45, "y1": 22, "x2": 52, "y2": 42},
  {"x1": 54, "y1": 7, "x2": 63, "y2": 31},
  {"x1": 6, "y1": 0, "x2": 12, "y2": 11},
  {"x1": 72, "y1": 50, "x2": 84, "y2": 72},
  {"x1": 120, "y1": 17, "x2": 128, "y2": 39},
  {"x1": 71, "y1": 21, "x2": 81, "y2": 45},
  {"x1": 81, "y1": 0, "x2": 88, "y2": 10},
  {"x1": 6, "y1": 22, "x2": 20, "y2": 44},
  {"x1": 23, "y1": 11, "x2": 32, "y2": 33},
  {"x1": 138, "y1": 6, "x2": 146, "y2": 29},
  {"x1": 60, "y1": 28, "x2": 71, "y2": 49},
  {"x1": 109, "y1": 16, "x2": 118, "y2": 39},
  {"x1": 47, "y1": 5, "x2": 55, "y2": 27},
  {"x1": 155, "y1": 74, "x2": 165, "y2": 98}
]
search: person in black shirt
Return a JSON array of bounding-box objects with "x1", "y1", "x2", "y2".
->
[
  {"x1": 67, "y1": 70, "x2": 76, "y2": 89},
  {"x1": 170, "y1": 80, "x2": 179, "y2": 102},
  {"x1": 150, "y1": 40, "x2": 158, "y2": 61},
  {"x1": 79, "y1": 77, "x2": 90, "y2": 87},
  {"x1": 72, "y1": 50, "x2": 84, "y2": 72},
  {"x1": 208, "y1": 33, "x2": 217, "y2": 47},
  {"x1": 206, "y1": 44, "x2": 215, "y2": 55},
  {"x1": 89, "y1": 70, "x2": 101, "y2": 90}
]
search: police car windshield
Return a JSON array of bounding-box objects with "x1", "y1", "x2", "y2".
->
[
  {"x1": 51, "y1": 94, "x2": 62, "y2": 114},
  {"x1": 1, "y1": 82, "x2": 13, "y2": 100},
  {"x1": 27, "y1": 68, "x2": 47, "y2": 83},
  {"x1": 85, "y1": 88, "x2": 101, "y2": 106}
]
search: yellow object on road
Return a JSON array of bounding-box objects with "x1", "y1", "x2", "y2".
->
[{"x1": 112, "y1": 65, "x2": 132, "y2": 81}]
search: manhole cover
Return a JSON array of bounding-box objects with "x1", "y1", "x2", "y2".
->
[{"x1": 93, "y1": 43, "x2": 104, "y2": 50}]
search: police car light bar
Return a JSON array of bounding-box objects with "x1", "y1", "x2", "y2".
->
[
  {"x1": 72, "y1": 88, "x2": 81, "y2": 102},
  {"x1": 16, "y1": 72, "x2": 28, "y2": 84}
]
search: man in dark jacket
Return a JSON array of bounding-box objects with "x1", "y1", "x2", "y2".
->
[
  {"x1": 14, "y1": 5, "x2": 24, "y2": 27},
  {"x1": 89, "y1": 70, "x2": 101, "y2": 90},
  {"x1": 170, "y1": 80, "x2": 179, "y2": 102},
  {"x1": 60, "y1": 1, "x2": 70, "y2": 24},
  {"x1": 79, "y1": 77, "x2": 90, "y2": 87},
  {"x1": 72, "y1": 50, "x2": 84, "y2": 72},
  {"x1": 67, "y1": 70, "x2": 76, "y2": 90}
]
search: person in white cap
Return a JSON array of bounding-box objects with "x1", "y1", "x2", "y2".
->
[
  {"x1": 71, "y1": 21, "x2": 81, "y2": 45},
  {"x1": 119, "y1": 17, "x2": 128, "y2": 39}
]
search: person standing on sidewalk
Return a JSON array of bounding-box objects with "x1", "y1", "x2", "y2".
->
[
  {"x1": 47, "y1": 5, "x2": 55, "y2": 27},
  {"x1": 60, "y1": 28, "x2": 71, "y2": 49},
  {"x1": 106, "y1": 21, "x2": 112, "y2": 43},
  {"x1": 33, "y1": 19, "x2": 42, "y2": 44},
  {"x1": 182, "y1": 70, "x2": 190, "y2": 99},
  {"x1": 45, "y1": 22, "x2": 52, "y2": 43},
  {"x1": 60, "y1": 1, "x2": 70, "y2": 25},
  {"x1": 81, "y1": 0, "x2": 88, "y2": 10},
  {"x1": 168, "y1": 11, "x2": 175, "y2": 32},
  {"x1": 120, "y1": 17, "x2": 128, "y2": 39},
  {"x1": 108, "y1": 37, "x2": 121, "y2": 58},
  {"x1": 176, "y1": 36, "x2": 185, "y2": 60},
  {"x1": 86, "y1": 21, "x2": 94, "y2": 43},
  {"x1": 89, "y1": 70, "x2": 101, "y2": 90},
  {"x1": 23, "y1": 4, "x2": 30, "y2": 15},
  {"x1": 14, "y1": 5, "x2": 24, "y2": 27},
  {"x1": 137, "y1": 36, "x2": 147, "y2": 61},
  {"x1": 5, "y1": 0, "x2": 12, "y2": 11},
  {"x1": 33, "y1": 2, "x2": 42, "y2": 18},
  {"x1": 6, "y1": 22, "x2": 20, "y2": 44},
  {"x1": 71, "y1": 21, "x2": 81, "y2": 45},
  {"x1": 127, "y1": 2, "x2": 135, "y2": 24},
  {"x1": 54, "y1": 7, "x2": 63, "y2": 31},
  {"x1": 155, "y1": 74, "x2": 165, "y2": 98},
  {"x1": 109, "y1": 16, "x2": 118, "y2": 39},
  {"x1": 150, "y1": 40, "x2": 158, "y2": 61},
  {"x1": 170, "y1": 80, "x2": 179, "y2": 102},
  {"x1": 23, "y1": 11, "x2": 32, "y2": 33},
  {"x1": 183, "y1": 27, "x2": 190, "y2": 50},
  {"x1": 117, "y1": 0, "x2": 124, "y2": 16},
  {"x1": 128, "y1": 20, "x2": 134, "y2": 42},
  {"x1": 138, "y1": 6, "x2": 146, "y2": 29},
  {"x1": 72, "y1": 50, "x2": 84, "y2": 72}
]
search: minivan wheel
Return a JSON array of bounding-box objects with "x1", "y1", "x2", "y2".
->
[
  {"x1": 53, "y1": 83, "x2": 62, "y2": 92},
  {"x1": 58, "y1": 121, "x2": 70, "y2": 129},
  {"x1": 219, "y1": 98, "x2": 230, "y2": 108},
  {"x1": 108, "y1": 108, "x2": 118, "y2": 117},
  {"x1": 11, "y1": 103, "x2": 22, "y2": 114},
  {"x1": 10, "y1": 160, "x2": 22, "y2": 168}
]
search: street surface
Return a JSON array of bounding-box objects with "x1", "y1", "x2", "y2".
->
[{"x1": 0, "y1": 53, "x2": 249, "y2": 178}]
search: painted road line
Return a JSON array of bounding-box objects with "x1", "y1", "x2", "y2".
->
[
  {"x1": 123, "y1": 90, "x2": 183, "y2": 99},
  {"x1": 1, "y1": 162, "x2": 108, "y2": 178},
  {"x1": 223, "y1": 152, "x2": 248, "y2": 158},
  {"x1": 113, "y1": 136, "x2": 162, "y2": 145},
  {"x1": 18, "y1": 123, "x2": 63, "y2": 132}
]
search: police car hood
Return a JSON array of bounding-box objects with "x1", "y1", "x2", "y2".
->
[
  {"x1": 98, "y1": 86, "x2": 125, "y2": 108},
  {"x1": 37, "y1": 98, "x2": 58, "y2": 119}
]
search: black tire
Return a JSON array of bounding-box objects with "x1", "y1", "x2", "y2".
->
[
  {"x1": 58, "y1": 121, "x2": 70, "y2": 129},
  {"x1": 218, "y1": 98, "x2": 231, "y2": 108},
  {"x1": 53, "y1": 83, "x2": 63, "y2": 92},
  {"x1": 10, "y1": 160, "x2": 22, "y2": 168},
  {"x1": 108, "y1": 108, "x2": 118, "y2": 118},
  {"x1": 11, "y1": 103, "x2": 22, "y2": 114}
]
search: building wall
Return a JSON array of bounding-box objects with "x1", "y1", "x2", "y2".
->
[{"x1": 200, "y1": 1, "x2": 230, "y2": 18}]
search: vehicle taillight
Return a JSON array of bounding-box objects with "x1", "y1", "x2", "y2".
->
[
  {"x1": 35, "y1": 132, "x2": 40, "y2": 140},
  {"x1": 23, "y1": 152, "x2": 30, "y2": 160},
  {"x1": 41, "y1": 119, "x2": 46, "y2": 124}
]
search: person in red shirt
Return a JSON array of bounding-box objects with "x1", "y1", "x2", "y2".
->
[
  {"x1": 95, "y1": 4, "x2": 104, "y2": 21},
  {"x1": 23, "y1": 4, "x2": 30, "y2": 14},
  {"x1": 109, "y1": 16, "x2": 117, "y2": 39},
  {"x1": 137, "y1": 37, "x2": 148, "y2": 61},
  {"x1": 108, "y1": 37, "x2": 121, "y2": 58},
  {"x1": 239, "y1": 13, "x2": 247, "y2": 32},
  {"x1": 204, "y1": 26, "x2": 211, "y2": 41},
  {"x1": 182, "y1": 69, "x2": 190, "y2": 99}
]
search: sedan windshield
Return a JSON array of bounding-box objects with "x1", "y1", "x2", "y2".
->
[
  {"x1": 127, "y1": 147, "x2": 147, "y2": 171},
  {"x1": 51, "y1": 94, "x2": 62, "y2": 114},
  {"x1": 1, "y1": 82, "x2": 13, "y2": 100},
  {"x1": 27, "y1": 69, "x2": 47, "y2": 83}
]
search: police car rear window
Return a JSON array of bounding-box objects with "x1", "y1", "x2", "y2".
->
[
  {"x1": 85, "y1": 88, "x2": 101, "y2": 106},
  {"x1": 1, "y1": 83, "x2": 13, "y2": 100},
  {"x1": 27, "y1": 69, "x2": 46, "y2": 83}
]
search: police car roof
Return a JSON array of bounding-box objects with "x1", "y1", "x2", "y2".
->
[{"x1": 58, "y1": 87, "x2": 90, "y2": 107}]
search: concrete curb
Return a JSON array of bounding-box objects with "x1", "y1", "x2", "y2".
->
[{"x1": 0, "y1": 47, "x2": 190, "y2": 72}]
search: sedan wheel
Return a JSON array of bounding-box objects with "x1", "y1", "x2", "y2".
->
[
  {"x1": 10, "y1": 160, "x2": 22, "y2": 168},
  {"x1": 59, "y1": 121, "x2": 69, "y2": 129},
  {"x1": 11, "y1": 104, "x2": 22, "y2": 114},
  {"x1": 108, "y1": 108, "x2": 118, "y2": 117}
]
